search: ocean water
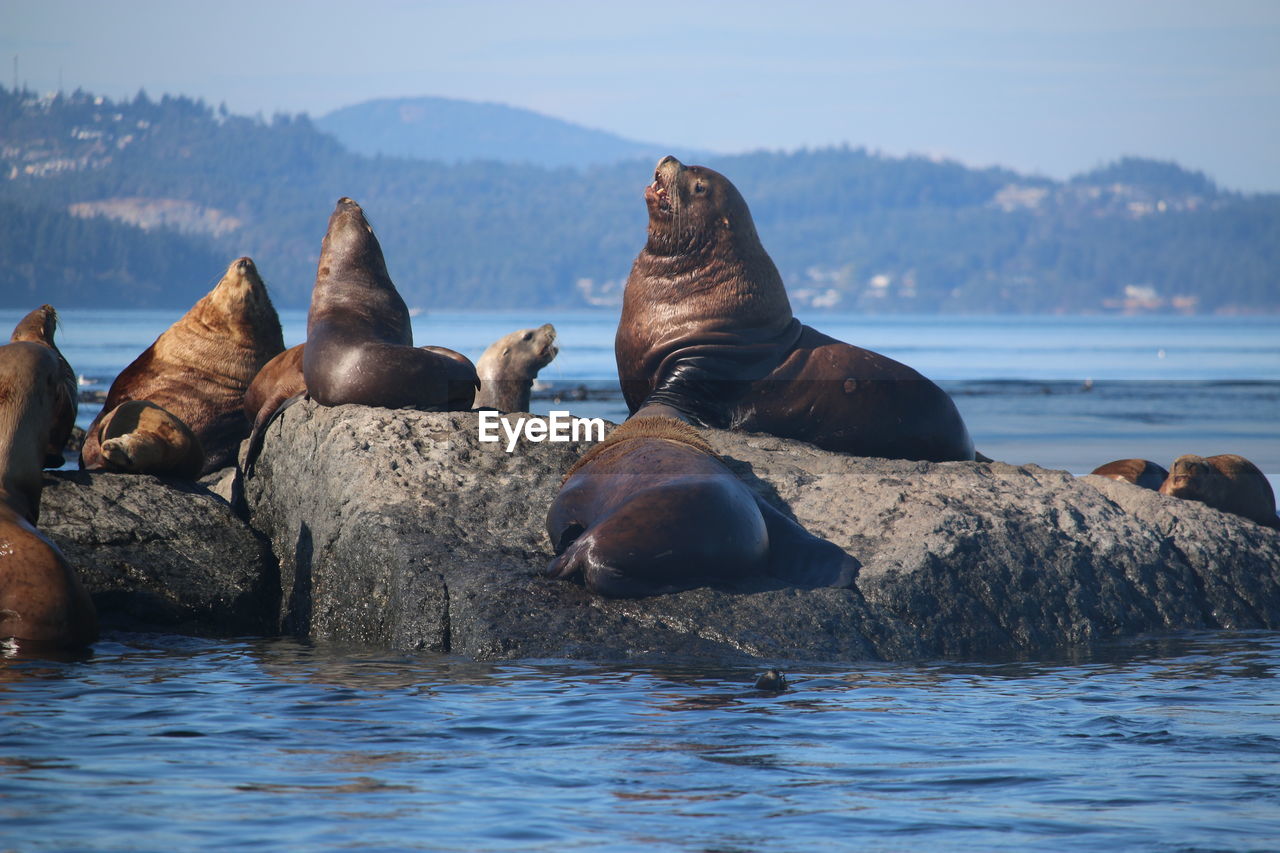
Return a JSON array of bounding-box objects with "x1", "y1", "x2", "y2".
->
[
  {"x1": 2, "y1": 309, "x2": 1279, "y2": 850},
  {"x1": 27, "y1": 308, "x2": 1280, "y2": 485}
]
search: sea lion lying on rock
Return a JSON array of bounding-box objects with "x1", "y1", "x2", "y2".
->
[
  {"x1": 1090, "y1": 459, "x2": 1170, "y2": 491},
  {"x1": 9, "y1": 305, "x2": 77, "y2": 469},
  {"x1": 0, "y1": 341, "x2": 97, "y2": 649},
  {"x1": 616, "y1": 156, "x2": 974, "y2": 462},
  {"x1": 1159, "y1": 454, "x2": 1279, "y2": 529},
  {"x1": 545, "y1": 412, "x2": 858, "y2": 597},
  {"x1": 241, "y1": 322, "x2": 547, "y2": 470},
  {"x1": 80, "y1": 257, "x2": 284, "y2": 475},
  {"x1": 303, "y1": 198, "x2": 478, "y2": 411}
]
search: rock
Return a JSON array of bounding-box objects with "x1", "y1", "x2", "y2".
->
[
  {"x1": 40, "y1": 470, "x2": 278, "y2": 636},
  {"x1": 244, "y1": 400, "x2": 1280, "y2": 661}
]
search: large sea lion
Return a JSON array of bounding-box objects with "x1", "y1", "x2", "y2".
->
[
  {"x1": 302, "y1": 198, "x2": 478, "y2": 411},
  {"x1": 616, "y1": 156, "x2": 974, "y2": 462},
  {"x1": 545, "y1": 412, "x2": 858, "y2": 597},
  {"x1": 473, "y1": 324, "x2": 558, "y2": 412},
  {"x1": 0, "y1": 341, "x2": 98, "y2": 649},
  {"x1": 1158, "y1": 454, "x2": 1279, "y2": 529},
  {"x1": 93, "y1": 400, "x2": 205, "y2": 479},
  {"x1": 9, "y1": 304, "x2": 77, "y2": 469},
  {"x1": 1090, "y1": 458, "x2": 1170, "y2": 490},
  {"x1": 80, "y1": 257, "x2": 284, "y2": 475}
]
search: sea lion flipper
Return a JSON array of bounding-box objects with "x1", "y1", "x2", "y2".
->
[
  {"x1": 241, "y1": 391, "x2": 308, "y2": 476},
  {"x1": 755, "y1": 497, "x2": 859, "y2": 589}
]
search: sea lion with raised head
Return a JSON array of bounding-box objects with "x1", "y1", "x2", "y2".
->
[
  {"x1": 0, "y1": 341, "x2": 98, "y2": 649},
  {"x1": 302, "y1": 197, "x2": 478, "y2": 411},
  {"x1": 1090, "y1": 459, "x2": 1170, "y2": 490},
  {"x1": 92, "y1": 400, "x2": 205, "y2": 479},
  {"x1": 473, "y1": 324, "x2": 558, "y2": 412},
  {"x1": 616, "y1": 156, "x2": 974, "y2": 462},
  {"x1": 1159, "y1": 454, "x2": 1279, "y2": 529},
  {"x1": 545, "y1": 410, "x2": 858, "y2": 597},
  {"x1": 9, "y1": 305, "x2": 77, "y2": 469},
  {"x1": 80, "y1": 257, "x2": 284, "y2": 475}
]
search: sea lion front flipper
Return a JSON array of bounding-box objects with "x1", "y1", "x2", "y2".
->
[
  {"x1": 755, "y1": 496, "x2": 859, "y2": 589},
  {"x1": 240, "y1": 390, "x2": 308, "y2": 477}
]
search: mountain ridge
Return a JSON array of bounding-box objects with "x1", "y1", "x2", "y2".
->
[
  {"x1": 1, "y1": 85, "x2": 1275, "y2": 315},
  {"x1": 314, "y1": 95, "x2": 701, "y2": 169}
]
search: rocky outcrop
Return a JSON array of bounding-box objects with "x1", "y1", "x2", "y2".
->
[
  {"x1": 40, "y1": 470, "x2": 278, "y2": 636},
  {"x1": 242, "y1": 400, "x2": 1280, "y2": 662}
]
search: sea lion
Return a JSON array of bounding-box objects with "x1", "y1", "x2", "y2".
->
[
  {"x1": 241, "y1": 334, "x2": 483, "y2": 473},
  {"x1": 303, "y1": 197, "x2": 478, "y2": 411},
  {"x1": 1090, "y1": 459, "x2": 1170, "y2": 490},
  {"x1": 93, "y1": 400, "x2": 205, "y2": 479},
  {"x1": 544, "y1": 412, "x2": 858, "y2": 597},
  {"x1": 9, "y1": 304, "x2": 77, "y2": 469},
  {"x1": 1158, "y1": 454, "x2": 1279, "y2": 529},
  {"x1": 80, "y1": 257, "x2": 284, "y2": 475},
  {"x1": 0, "y1": 341, "x2": 98, "y2": 649},
  {"x1": 616, "y1": 156, "x2": 974, "y2": 462},
  {"x1": 473, "y1": 324, "x2": 558, "y2": 412}
]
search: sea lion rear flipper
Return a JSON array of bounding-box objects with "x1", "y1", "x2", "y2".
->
[{"x1": 755, "y1": 497, "x2": 859, "y2": 589}]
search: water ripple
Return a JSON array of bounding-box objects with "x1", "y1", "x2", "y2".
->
[{"x1": 0, "y1": 632, "x2": 1279, "y2": 851}]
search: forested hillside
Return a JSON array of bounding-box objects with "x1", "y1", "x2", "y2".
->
[{"x1": 3, "y1": 85, "x2": 1276, "y2": 313}]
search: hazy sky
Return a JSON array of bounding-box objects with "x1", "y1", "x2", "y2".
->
[{"x1": 5, "y1": 0, "x2": 1279, "y2": 191}]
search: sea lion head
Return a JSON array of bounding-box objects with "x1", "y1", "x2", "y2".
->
[
  {"x1": 317, "y1": 197, "x2": 392, "y2": 287},
  {"x1": 201, "y1": 257, "x2": 283, "y2": 349},
  {"x1": 9, "y1": 305, "x2": 59, "y2": 346},
  {"x1": 485, "y1": 324, "x2": 558, "y2": 379},
  {"x1": 644, "y1": 156, "x2": 762, "y2": 256},
  {"x1": 1159, "y1": 454, "x2": 1218, "y2": 501}
]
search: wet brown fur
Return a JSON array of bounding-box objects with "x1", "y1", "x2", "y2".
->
[
  {"x1": 0, "y1": 341, "x2": 97, "y2": 648},
  {"x1": 302, "y1": 198, "x2": 478, "y2": 412},
  {"x1": 616, "y1": 157, "x2": 973, "y2": 462},
  {"x1": 545, "y1": 414, "x2": 857, "y2": 597},
  {"x1": 562, "y1": 415, "x2": 718, "y2": 484},
  {"x1": 96, "y1": 400, "x2": 205, "y2": 479},
  {"x1": 9, "y1": 305, "x2": 77, "y2": 468},
  {"x1": 80, "y1": 257, "x2": 284, "y2": 475},
  {"x1": 1159, "y1": 453, "x2": 1279, "y2": 529},
  {"x1": 1090, "y1": 458, "x2": 1170, "y2": 490}
]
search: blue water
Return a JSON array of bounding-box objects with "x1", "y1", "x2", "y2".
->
[
  {"x1": 25, "y1": 308, "x2": 1280, "y2": 485},
  {"x1": 2, "y1": 632, "x2": 1279, "y2": 851},
  {"x1": 3, "y1": 309, "x2": 1279, "y2": 849}
]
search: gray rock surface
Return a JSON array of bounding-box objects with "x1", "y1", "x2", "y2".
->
[
  {"x1": 40, "y1": 470, "x2": 278, "y2": 635},
  {"x1": 244, "y1": 400, "x2": 1280, "y2": 662}
]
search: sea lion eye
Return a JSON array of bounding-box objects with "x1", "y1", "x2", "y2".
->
[
  {"x1": 522, "y1": 332, "x2": 533, "y2": 341},
  {"x1": 694, "y1": 181, "x2": 706, "y2": 194}
]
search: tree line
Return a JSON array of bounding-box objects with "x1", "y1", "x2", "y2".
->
[{"x1": 2, "y1": 85, "x2": 1276, "y2": 313}]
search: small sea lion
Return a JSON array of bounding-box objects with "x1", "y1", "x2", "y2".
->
[
  {"x1": 545, "y1": 412, "x2": 858, "y2": 597},
  {"x1": 9, "y1": 304, "x2": 77, "y2": 469},
  {"x1": 0, "y1": 341, "x2": 97, "y2": 649},
  {"x1": 303, "y1": 198, "x2": 478, "y2": 411},
  {"x1": 1158, "y1": 454, "x2": 1279, "y2": 529},
  {"x1": 616, "y1": 156, "x2": 973, "y2": 462},
  {"x1": 80, "y1": 257, "x2": 284, "y2": 475},
  {"x1": 473, "y1": 324, "x2": 558, "y2": 412},
  {"x1": 93, "y1": 400, "x2": 205, "y2": 479},
  {"x1": 1090, "y1": 459, "x2": 1170, "y2": 491}
]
